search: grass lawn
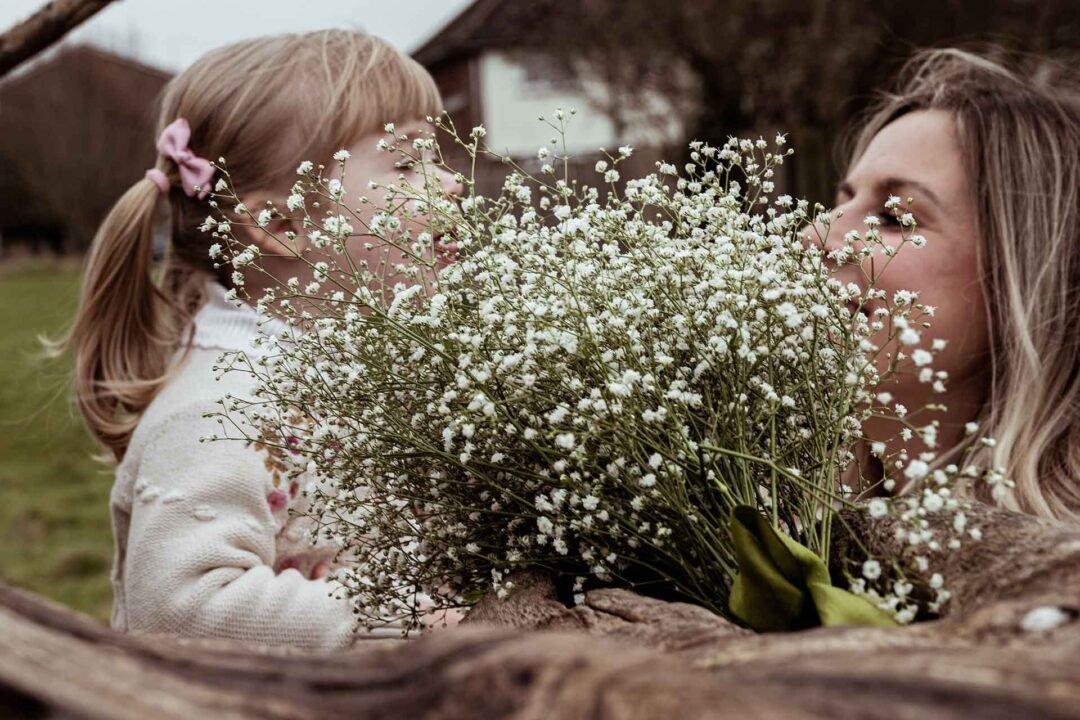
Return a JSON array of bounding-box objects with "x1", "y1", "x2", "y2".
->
[{"x1": 0, "y1": 258, "x2": 112, "y2": 621}]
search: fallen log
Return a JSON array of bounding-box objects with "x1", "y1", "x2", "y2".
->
[
  {"x1": 0, "y1": 502, "x2": 1076, "y2": 719},
  {"x1": 468, "y1": 502, "x2": 1080, "y2": 657},
  {"x1": 465, "y1": 501, "x2": 1080, "y2": 715}
]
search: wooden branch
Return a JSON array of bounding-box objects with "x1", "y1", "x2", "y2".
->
[
  {"x1": 1, "y1": 582, "x2": 766, "y2": 720},
  {"x1": 468, "y1": 502, "x2": 1080, "y2": 662},
  {"x1": 0, "y1": 0, "x2": 117, "y2": 78},
  {"x1": 1, "y1": 571, "x2": 1078, "y2": 719},
  {"x1": 0, "y1": 502, "x2": 1077, "y2": 718}
]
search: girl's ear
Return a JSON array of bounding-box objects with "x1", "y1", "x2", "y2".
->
[{"x1": 234, "y1": 190, "x2": 308, "y2": 256}]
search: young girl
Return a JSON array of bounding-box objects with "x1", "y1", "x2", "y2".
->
[
  {"x1": 66, "y1": 30, "x2": 454, "y2": 650},
  {"x1": 825, "y1": 48, "x2": 1080, "y2": 519}
]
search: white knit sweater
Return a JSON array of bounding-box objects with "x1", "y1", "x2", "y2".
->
[{"x1": 109, "y1": 281, "x2": 376, "y2": 650}]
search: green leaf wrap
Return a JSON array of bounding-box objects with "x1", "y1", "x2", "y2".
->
[{"x1": 728, "y1": 505, "x2": 897, "y2": 632}]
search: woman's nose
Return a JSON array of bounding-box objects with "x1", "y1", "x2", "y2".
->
[{"x1": 811, "y1": 202, "x2": 858, "y2": 261}]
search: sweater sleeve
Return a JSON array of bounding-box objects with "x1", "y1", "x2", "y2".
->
[{"x1": 121, "y1": 405, "x2": 360, "y2": 651}]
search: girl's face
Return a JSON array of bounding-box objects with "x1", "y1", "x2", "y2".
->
[
  {"x1": 824, "y1": 109, "x2": 991, "y2": 458},
  {"x1": 240, "y1": 122, "x2": 463, "y2": 295}
]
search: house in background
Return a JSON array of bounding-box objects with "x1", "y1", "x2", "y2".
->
[
  {"x1": 412, "y1": 0, "x2": 686, "y2": 191},
  {"x1": 0, "y1": 45, "x2": 170, "y2": 255}
]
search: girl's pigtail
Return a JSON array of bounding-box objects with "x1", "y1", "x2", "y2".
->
[{"x1": 66, "y1": 176, "x2": 178, "y2": 460}]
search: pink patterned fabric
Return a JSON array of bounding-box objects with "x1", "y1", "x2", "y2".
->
[
  {"x1": 150, "y1": 118, "x2": 215, "y2": 199},
  {"x1": 267, "y1": 490, "x2": 288, "y2": 512}
]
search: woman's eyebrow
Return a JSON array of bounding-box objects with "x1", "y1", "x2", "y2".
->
[{"x1": 881, "y1": 176, "x2": 943, "y2": 212}]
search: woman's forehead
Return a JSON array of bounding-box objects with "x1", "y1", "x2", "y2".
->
[{"x1": 848, "y1": 110, "x2": 964, "y2": 210}]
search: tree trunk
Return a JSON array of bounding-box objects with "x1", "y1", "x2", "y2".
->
[
  {"x1": 1, "y1": 502, "x2": 1078, "y2": 718},
  {"x1": 0, "y1": 0, "x2": 117, "y2": 78}
]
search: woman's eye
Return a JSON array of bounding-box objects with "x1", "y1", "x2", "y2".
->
[
  {"x1": 880, "y1": 210, "x2": 901, "y2": 226},
  {"x1": 394, "y1": 160, "x2": 417, "y2": 171}
]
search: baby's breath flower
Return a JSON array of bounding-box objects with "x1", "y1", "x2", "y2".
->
[
  {"x1": 555, "y1": 433, "x2": 576, "y2": 450},
  {"x1": 904, "y1": 460, "x2": 930, "y2": 481},
  {"x1": 911, "y1": 349, "x2": 933, "y2": 367},
  {"x1": 899, "y1": 327, "x2": 921, "y2": 346},
  {"x1": 868, "y1": 499, "x2": 889, "y2": 519}
]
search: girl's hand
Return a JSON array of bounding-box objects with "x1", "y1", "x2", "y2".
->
[{"x1": 272, "y1": 556, "x2": 334, "y2": 580}]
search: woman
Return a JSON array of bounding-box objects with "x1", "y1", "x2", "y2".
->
[
  {"x1": 486, "y1": 49, "x2": 1080, "y2": 633},
  {"x1": 826, "y1": 48, "x2": 1080, "y2": 520}
]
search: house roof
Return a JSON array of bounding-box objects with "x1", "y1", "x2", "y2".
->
[
  {"x1": 0, "y1": 43, "x2": 170, "y2": 92},
  {"x1": 412, "y1": 0, "x2": 557, "y2": 67},
  {"x1": 0, "y1": 45, "x2": 171, "y2": 234}
]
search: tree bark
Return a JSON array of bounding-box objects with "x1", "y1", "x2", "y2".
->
[
  {"x1": 0, "y1": 0, "x2": 117, "y2": 78},
  {"x1": 0, "y1": 502, "x2": 1077, "y2": 718},
  {"x1": 465, "y1": 501, "x2": 1080, "y2": 712}
]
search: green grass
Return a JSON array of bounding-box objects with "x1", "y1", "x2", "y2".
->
[{"x1": 0, "y1": 258, "x2": 112, "y2": 621}]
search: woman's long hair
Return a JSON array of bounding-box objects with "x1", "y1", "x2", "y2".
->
[
  {"x1": 847, "y1": 48, "x2": 1080, "y2": 519},
  {"x1": 60, "y1": 30, "x2": 442, "y2": 461}
]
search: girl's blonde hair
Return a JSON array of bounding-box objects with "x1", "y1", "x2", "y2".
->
[
  {"x1": 848, "y1": 48, "x2": 1080, "y2": 520},
  {"x1": 65, "y1": 30, "x2": 441, "y2": 461}
]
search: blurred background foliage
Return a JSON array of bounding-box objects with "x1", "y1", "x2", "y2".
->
[
  {"x1": 490, "y1": 0, "x2": 1080, "y2": 201},
  {"x1": 0, "y1": 260, "x2": 110, "y2": 620}
]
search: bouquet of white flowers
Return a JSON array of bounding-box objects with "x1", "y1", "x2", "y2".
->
[{"x1": 206, "y1": 114, "x2": 994, "y2": 633}]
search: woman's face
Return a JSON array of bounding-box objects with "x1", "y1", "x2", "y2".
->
[{"x1": 825, "y1": 109, "x2": 990, "y2": 457}]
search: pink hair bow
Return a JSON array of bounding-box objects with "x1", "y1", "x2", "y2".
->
[{"x1": 145, "y1": 118, "x2": 215, "y2": 199}]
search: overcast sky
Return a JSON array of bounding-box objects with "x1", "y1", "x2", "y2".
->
[{"x1": 0, "y1": 0, "x2": 474, "y2": 70}]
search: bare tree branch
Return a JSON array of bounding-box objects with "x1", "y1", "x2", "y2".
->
[{"x1": 0, "y1": 0, "x2": 117, "y2": 78}]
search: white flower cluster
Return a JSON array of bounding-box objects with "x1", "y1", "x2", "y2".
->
[
  {"x1": 206, "y1": 116, "x2": 952, "y2": 630},
  {"x1": 852, "y1": 437, "x2": 1013, "y2": 620}
]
